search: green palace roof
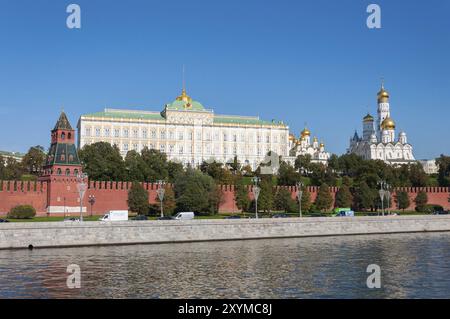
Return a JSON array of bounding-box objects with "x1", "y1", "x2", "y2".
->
[{"x1": 81, "y1": 90, "x2": 287, "y2": 127}]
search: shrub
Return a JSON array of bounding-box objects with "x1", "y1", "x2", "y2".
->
[{"x1": 7, "y1": 205, "x2": 36, "y2": 219}]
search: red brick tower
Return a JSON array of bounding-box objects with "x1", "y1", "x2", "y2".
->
[{"x1": 39, "y1": 112, "x2": 86, "y2": 215}]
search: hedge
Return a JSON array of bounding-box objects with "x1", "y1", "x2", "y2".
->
[{"x1": 7, "y1": 205, "x2": 36, "y2": 219}]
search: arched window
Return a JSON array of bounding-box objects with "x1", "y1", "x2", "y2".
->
[
  {"x1": 57, "y1": 168, "x2": 62, "y2": 175},
  {"x1": 74, "y1": 169, "x2": 79, "y2": 176},
  {"x1": 65, "y1": 169, "x2": 71, "y2": 176},
  {"x1": 68, "y1": 132, "x2": 72, "y2": 140},
  {"x1": 61, "y1": 132, "x2": 65, "y2": 140}
]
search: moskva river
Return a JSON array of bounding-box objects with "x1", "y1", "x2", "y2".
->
[{"x1": 1, "y1": 232, "x2": 450, "y2": 298}]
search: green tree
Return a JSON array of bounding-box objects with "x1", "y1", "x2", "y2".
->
[
  {"x1": 353, "y1": 182, "x2": 375, "y2": 211},
  {"x1": 335, "y1": 185, "x2": 353, "y2": 208},
  {"x1": 294, "y1": 154, "x2": 312, "y2": 175},
  {"x1": 227, "y1": 156, "x2": 241, "y2": 175},
  {"x1": 414, "y1": 191, "x2": 428, "y2": 212},
  {"x1": 0, "y1": 156, "x2": 25, "y2": 180},
  {"x1": 158, "y1": 186, "x2": 176, "y2": 216},
  {"x1": 21, "y1": 146, "x2": 46, "y2": 176},
  {"x1": 200, "y1": 160, "x2": 235, "y2": 185},
  {"x1": 124, "y1": 150, "x2": 146, "y2": 181},
  {"x1": 274, "y1": 188, "x2": 296, "y2": 213},
  {"x1": 234, "y1": 178, "x2": 250, "y2": 213},
  {"x1": 315, "y1": 183, "x2": 333, "y2": 212},
  {"x1": 141, "y1": 147, "x2": 169, "y2": 182},
  {"x1": 79, "y1": 142, "x2": 126, "y2": 180},
  {"x1": 277, "y1": 161, "x2": 300, "y2": 186},
  {"x1": 436, "y1": 155, "x2": 450, "y2": 187},
  {"x1": 167, "y1": 161, "x2": 184, "y2": 183},
  {"x1": 395, "y1": 191, "x2": 410, "y2": 211},
  {"x1": 127, "y1": 182, "x2": 149, "y2": 215},
  {"x1": 300, "y1": 187, "x2": 312, "y2": 212},
  {"x1": 258, "y1": 178, "x2": 274, "y2": 213},
  {"x1": 174, "y1": 169, "x2": 219, "y2": 215}
]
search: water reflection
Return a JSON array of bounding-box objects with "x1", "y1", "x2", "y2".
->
[{"x1": 1, "y1": 233, "x2": 450, "y2": 299}]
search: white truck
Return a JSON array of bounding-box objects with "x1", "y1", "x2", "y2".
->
[
  {"x1": 173, "y1": 212, "x2": 195, "y2": 220},
  {"x1": 100, "y1": 210, "x2": 129, "y2": 222}
]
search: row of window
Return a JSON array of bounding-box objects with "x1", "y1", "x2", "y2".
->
[{"x1": 84, "y1": 127, "x2": 286, "y2": 143}]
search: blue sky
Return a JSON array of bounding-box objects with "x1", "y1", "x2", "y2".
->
[{"x1": 0, "y1": 0, "x2": 449, "y2": 159}]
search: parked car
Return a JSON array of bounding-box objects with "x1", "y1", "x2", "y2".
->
[
  {"x1": 0, "y1": 219, "x2": 10, "y2": 223},
  {"x1": 224, "y1": 215, "x2": 241, "y2": 219},
  {"x1": 272, "y1": 214, "x2": 289, "y2": 218},
  {"x1": 157, "y1": 216, "x2": 174, "y2": 220},
  {"x1": 173, "y1": 212, "x2": 195, "y2": 220},
  {"x1": 433, "y1": 211, "x2": 449, "y2": 215},
  {"x1": 132, "y1": 215, "x2": 148, "y2": 221}
]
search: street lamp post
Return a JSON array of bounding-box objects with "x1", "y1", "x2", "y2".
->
[
  {"x1": 76, "y1": 173, "x2": 88, "y2": 222},
  {"x1": 385, "y1": 184, "x2": 391, "y2": 216},
  {"x1": 252, "y1": 177, "x2": 261, "y2": 219},
  {"x1": 157, "y1": 180, "x2": 166, "y2": 218},
  {"x1": 378, "y1": 181, "x2": 386, "y2": 217},
  {"x1": 88, "y1": 195, "x2": 96, "y2": 217},
  {"x1": 296, "y1": 181, "x2": 304, "y2": 218}
]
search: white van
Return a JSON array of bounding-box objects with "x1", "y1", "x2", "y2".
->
[
  {"x1": 173, "y1": 212, "x2": 195, "y2": 220},
  {"x1": 100, "y1": 210, "x2": 128, "y2": 222}
]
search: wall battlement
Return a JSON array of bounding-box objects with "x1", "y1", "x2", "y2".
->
[{"x1": 0, "y1": 180, "x2": 449, "y2": 216}]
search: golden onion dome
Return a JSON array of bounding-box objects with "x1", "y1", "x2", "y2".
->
[
  {"x1": 301, "y1": 127, "x2": 311, "y2": 137},
  {"x1": 289, "y1": 134, "x2": 296, "y2": 141},
  {"x1": 377, "y1": 83, "x2": 390, "y2": 102},
  {"x1": 363, "y1": 113, "x2": 374, "y2": 122},
  {"x1": 381, "y1": 117, "x2": 396, "y2": 130},
  {"x1": 313, "y1": 136, "x2": 318, "y2": 142},
  {"x1": 320, "y1": 142, "x2": 325, "y2": 148}
]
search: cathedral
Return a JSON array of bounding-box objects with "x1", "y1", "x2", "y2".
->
[
  {"x1": 288, "y1": 127, "x2": 330, "y2": 164},
  {"x1": 348, "y1": 82, "x2": 415, "y2": 164}
]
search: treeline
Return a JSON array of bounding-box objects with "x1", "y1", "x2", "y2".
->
[{"x1": 0, "y1": 146, "x2": 46, "y2": 181}]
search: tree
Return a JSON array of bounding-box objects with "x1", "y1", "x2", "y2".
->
[
  {"x1": 159, "y1": 186, "x2": 176, "y2": 216},
  {"x1": 79, "y1": 142, "x2": 126, "y2": 181},
  {"x1": 300, "y1": 187, "x2": 312, "y2": 212},
  {"x1": 0, "y1": 156, "x2": 24, "y2": 180},
  {"x1": 277, "y1": 161, "x2": 300, "y2": 186},
  {"x1": 21, "y1": 146, "x2": 46, "y2": 175},
  {"x1": 227, "y1": 156, "x2": 241, "y2": 175},
  {"x1": 140, "y1": 147, "x2": 168, "y2": 182},
  {"x1": 124, "y1": 150, "x2": 146, "y2": 181},
  {"x1": 414, "y1": 191, "x2": 428, "y2": 212},
  {"x1": 174, "y1": 168, "x2": 219, "y2": 215},
  {"x1": 274, "y1": 188, "x2": 296, "y2": 213},
  {"x1": 395, "y1": 191, "x2": 410, "y2": 211},
  {"x1": 436, "y1": 155, "x2": 450, "y2": 187},
  {"x1": 258, "y1": 178, "x2": 274, "y2": 213},
  {"x1": 335, "y1": 185, "x2": 353, "y2": 208},
  {"x1": 200, "y1": 160, "x2": 235, "y2": 185},
  {"x1": 294, "y1": 154, "x2": 312, "y2": 175},
  {"x1": 315, "y1": 183, "x2": 333, "y2": 212},
  {"x1": 167, "y1": 161, "x2": 184, "y2": 183},
  {"x1": 234, "y1": 178, "x2": 250, "y2": 213},
  {"x1": 353, "y1": 182, "x2": 375, "y2": 211},
  {"x1": 127, "y1": 182, "x2": 149, "y2": 215}
]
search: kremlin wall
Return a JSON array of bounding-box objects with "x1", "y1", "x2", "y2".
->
[{"x1": 0, "y1": 180, "x2": 449, "y2": 216}]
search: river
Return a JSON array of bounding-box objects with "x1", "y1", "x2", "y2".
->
[{"x1": 0, "y1": 232, "x2": 449, "y2": 298}]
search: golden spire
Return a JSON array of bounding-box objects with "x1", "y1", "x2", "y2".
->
[{"x1": 176, "y1": 65, "x2": 193, "y2": 104}]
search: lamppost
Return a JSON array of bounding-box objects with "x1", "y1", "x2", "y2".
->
[
  {"x1": 385, "y1": 184, "x2": 391, "y2": 216},
  {"x1": 76, "y1": 173, "x2": 88, "y2": 222},
  {"x1": 296, "y1": 181, "x2": 304, "y2": 218},
  {"x1": 252, "y1": 177, "x2": 261, "y2": 219},
  {"x1": 88, "y1": 195, "x2": 96, "y2": 217},
  {"x1": 378, "y1": 180, "x2": 386, "y2": 217},
  {"x1": 156, "y1": 180, "x2": 166, "y2": 218},
  {"x1": 63, "y1": 197, "x2": 66, "y2": 220}
]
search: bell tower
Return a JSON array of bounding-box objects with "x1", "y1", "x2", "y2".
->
[{"x1": 39, "y1": 111, "x2": 86, "y2": 215}]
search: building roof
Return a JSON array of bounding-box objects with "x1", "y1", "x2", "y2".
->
[
  {"x1": 83, "y1": 109, "x2": 165, "y2": 121},
  {"x1": 0, "y1": 150, "x2": 25, "y2": 159},
  {"x1": 54, "y1": 112, "x2": 73, "y2": 130}
]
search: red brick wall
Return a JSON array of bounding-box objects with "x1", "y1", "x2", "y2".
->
[
  {"x1": 1, "y1": 180, "x2": 449, "y2": 217},
  {"x1": 0, "y1": 181, "x2": 48, "y2": 215}
]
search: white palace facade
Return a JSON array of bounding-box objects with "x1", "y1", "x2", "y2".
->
[
  {"x1": 348, "y1": 83, "x2": 415, "y2": 165},
  {"x1": 78, "y1": 89, "x2": 295, "y2": 169}
]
